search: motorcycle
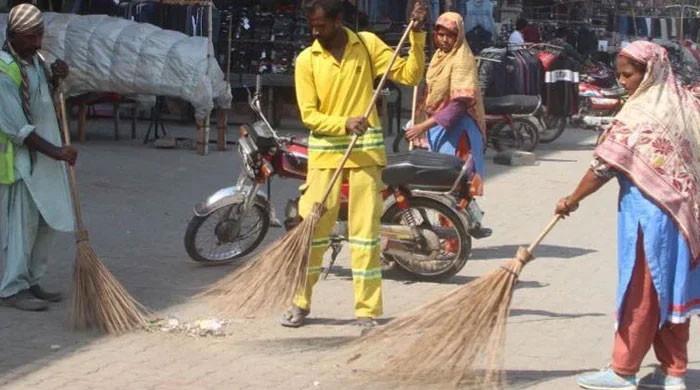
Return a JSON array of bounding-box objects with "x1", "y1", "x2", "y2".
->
[
  {"x1": 571, "y1": 73, "x2": 626, "y2": 130},
  {"x1": 184, "y1": 75, "x2": 480, "y2": 281}
]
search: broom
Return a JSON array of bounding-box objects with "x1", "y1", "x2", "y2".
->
[
  {"x1": 205, "y1": 20, "x2": 417, "y2": 317},
  {"x1": 408, "y1": 84, "x2": 418, "y2": 151},
  {"x1": 347, "y1": 215, "x2": 563, "y2": 387},
  {"x1": 54, "y1": 85, "x2": 149, "y2": 334}
]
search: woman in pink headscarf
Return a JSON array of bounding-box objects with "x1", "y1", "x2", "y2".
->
[{"x1": 555, "y1": 41, "x2": 700, "y2": 390}]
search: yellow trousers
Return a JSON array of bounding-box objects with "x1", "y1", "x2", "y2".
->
[{"x1": 293, "y1": 166, "x2": 383, "y2": 318}]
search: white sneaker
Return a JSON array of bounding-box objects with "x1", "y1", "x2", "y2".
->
[{"x1": 638, "y1": 367, "x2": 686, "y2": 390}]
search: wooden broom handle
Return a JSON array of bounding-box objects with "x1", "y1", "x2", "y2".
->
[
  {"x1": 320, "y1": 20, "x2": 416, "y2": 206},
  {"x1": 408, "y1": 84, "x2": 418, "y2": 151},
  {"x1": 526, "y1": 215, "x2": 562, "y2": 254},
  {"x1": 56, "y1": 89, "x2": 87, "y2": 234}
]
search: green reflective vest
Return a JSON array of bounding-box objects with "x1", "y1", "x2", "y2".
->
[{"x1": 0, "y1": 51, "x2": 22, "y2": 185}]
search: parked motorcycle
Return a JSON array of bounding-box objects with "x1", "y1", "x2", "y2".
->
[
  {"x1": 571, "y1": 74, "x2": 626, "y2": 130},
  {"x1": 184, "y1": 75, "x2": 480, "y2": 281},
  {"x1": 536, "y1": 62, "x2": 625, "y2": 141}
]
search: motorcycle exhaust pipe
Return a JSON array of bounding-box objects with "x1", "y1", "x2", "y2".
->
[{"x1": 581, "y1": 116, "x2": 615, "y2": 128}]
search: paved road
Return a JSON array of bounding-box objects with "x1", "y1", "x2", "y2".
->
[{"x1": 0, "y1": 121, "x2": 697, "y2": 389}]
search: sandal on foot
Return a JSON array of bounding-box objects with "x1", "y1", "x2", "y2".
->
[{"x1": 280, "y1": 305, "x2": 309, "y2": 328}]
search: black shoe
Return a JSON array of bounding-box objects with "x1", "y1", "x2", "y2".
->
[
  {"x1": 468, "y1": 225, "x2": 493, "y2": 239},
  {"x1": 29, "y1": 285, "x2": 63, "y2": 303},
  {"x1": 1, "y1": 290, "x2": 49, "y2": 311}
]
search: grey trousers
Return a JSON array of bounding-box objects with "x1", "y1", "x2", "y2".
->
[{"x1": 0, "y1": 181, "x2": 56, "y2": 298}]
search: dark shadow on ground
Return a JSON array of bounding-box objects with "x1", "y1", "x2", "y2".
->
[
  {"x1": 509, "y1": 308, "x2": 606, "y2": 321},
  {"x1": 471, "y1": 244, "x2": 596, "y2": 261},
  {"x1": 324, "y1": 265, "x2": 547, "y2": 292},
  {"x1": 504, "y1": 368, "x2": 590, "y2": 388},
  {"x1": 245, "y1": 336, "x2": 357, "y2": 353}
]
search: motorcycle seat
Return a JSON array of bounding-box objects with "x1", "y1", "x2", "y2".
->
[
  {"x1": 383, "y1": 150, "x2": 464, "y2": 190},
  {"x1": 483, "y1": 95, "x2": 541, "y2": 115}
]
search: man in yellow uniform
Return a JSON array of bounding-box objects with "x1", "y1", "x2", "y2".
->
[{"x1": 281, "y1": 0, "x2": 426, "y2": 329}]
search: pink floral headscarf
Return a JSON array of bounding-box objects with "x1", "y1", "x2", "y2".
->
[{"x1": 596, "y1": 41, "x2": 700, "y2": 268}]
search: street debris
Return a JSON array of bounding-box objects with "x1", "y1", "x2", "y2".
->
[{"x1": 145, "y1": 317, "x2": 230, "y2": 337}]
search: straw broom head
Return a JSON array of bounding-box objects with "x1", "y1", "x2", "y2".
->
[
  {"x1": 50, "y1": 78, "x2": 149, "y2": 335},
  {"x1": 203, "y1": 202, "x2": 324, "y2": 317},
  {"x1": 71, "y1": 231, "x2": 150, "y2": 334},
  {"x1": 346, "y1": 246, "x2": 534, "y2": 388}
]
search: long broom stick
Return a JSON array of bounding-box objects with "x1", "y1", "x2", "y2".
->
[
  {"x1": 205, "y1": 20, "x2": 417, "y2": 317},
  {"x1": 348, "y1": 215, "x2": 562, "y2": 387},
  {"x1": 408, "y1": 84, "x2": 418, "y2": 151},
  {"x1": 54, "y1": 86, "x2": 149, "y2": 334}
]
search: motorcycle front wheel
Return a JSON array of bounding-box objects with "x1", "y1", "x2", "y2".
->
[
  {"x1": 382, "y1": 197, "x2": 471, "y2": 281},
  {"x1": 184, "y1": 200, "x2": 269, "y2": 265}
]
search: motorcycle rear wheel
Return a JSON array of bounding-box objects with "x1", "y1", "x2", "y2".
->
[
  {"x1": 382, "y1": 197, "x2": 471, "y2": 281},
  {"x1": 184, "y1": 201, "x2": 269, "y2": 265},
  {"x1": 538, "y1": 114, "x2": 567, "y2": 144},
  {"x1": 491, "y1": 118, "x2": 539, "y2": 152}
]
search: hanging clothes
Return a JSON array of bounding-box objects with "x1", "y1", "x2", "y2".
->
[
  {"x1": 660, "y1": 18, "x2": 669, "y2": 40},
  {"x1": 544, "y1": 50, "x2": 579, "y2": 116},
  {"x1": 464, "y1": 0, "x2": 495, "y2": 34},
  {"x1": 652, "y1": 18, "x2": 661, "y2": 39},
  {"x1": 635, "y1": 17, "x2": 648, "y2": 36},
  {"x1": 671, "y1": 18, "x2": 678, "y2": 38},
  {"x1": 478, "y1": 47, "x2": 506, "y2": 97}
]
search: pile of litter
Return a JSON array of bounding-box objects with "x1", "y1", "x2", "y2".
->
[{"x1": 145, "y1": 317, "x2": 230, "y2": 337}]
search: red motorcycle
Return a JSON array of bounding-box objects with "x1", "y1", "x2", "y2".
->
[
  {"x1": 571, "y1": 74, "x2": 626, "y2": 130},
  {"x1": 184, "y1": 76, "x2": 481, "y2": 281}
]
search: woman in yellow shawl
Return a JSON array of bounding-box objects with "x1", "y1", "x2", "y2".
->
[{"x1": 405, "y1": 11, "x2": 490, "y2": 238}]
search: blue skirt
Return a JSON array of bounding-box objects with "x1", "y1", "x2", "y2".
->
[{"x1": 427, "y1": 114, "x2": 486, "y2": 178}]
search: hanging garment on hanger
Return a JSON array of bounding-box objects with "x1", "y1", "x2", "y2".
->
[
  {"x1": 660, "y1": 18, "x2": 669, "y2": 40},
  {"x1": 652, "y1": 18, "x2": 661, "y2": 38},
  {"x1": 635, "y1": 17, "x2": 648, "y2": 36},
  {"x1": 618, "y1": 15, "x2": 630, "y2": 36},
  {"x1": 671, "y1": 18, "x2": 678, "y2": 38},
  {"x1": 689, "y1": 19, "x2": 700, "y2": 43},
  {"x1": 465, "y1": 0, "x2": 495, "y2": 34},
  {"x1": 479, "y1": 47, "x2": 507, "y2": 97},
  {"x1": 645, "y1": 17, "x2": 652, "y2": 37},
  {"x1": 545, "y1": 52, "x2": 579, "y2": 116}
]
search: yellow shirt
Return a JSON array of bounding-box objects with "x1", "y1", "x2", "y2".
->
[{"x1": 295, "y1": 27, "x2": 425, "y2": 168}]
